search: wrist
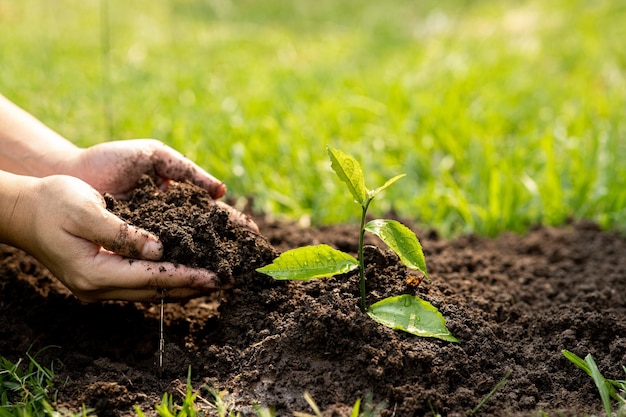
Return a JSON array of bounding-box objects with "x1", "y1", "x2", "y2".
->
[
  {"x1": 0, "y1": 94, "x2": 81, "y2": 177},
  {"x1": 0, "y1": 170, "x2": 40, "y2": 250},
  {"x1": 18, "y1": 140, "x2": 81, "y2": 178}
]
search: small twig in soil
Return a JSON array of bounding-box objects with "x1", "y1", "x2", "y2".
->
[
  {"x1": 467, "y1": 369, "x2": 512, "y2": 416},
  {"x1": 159, "y1": 290, "x2": 165, "y2": 369}
]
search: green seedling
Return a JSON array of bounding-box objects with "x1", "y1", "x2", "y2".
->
[
  {"x1": 562, "y1": 350, "x2": 626, "y2": 417},
  {"x1": 257, "y1": 146, "x2": 457, "y2": 342},
  {"x1": 294, "y1": 391, "x2": 383, "y2": 417},
  {"x1": 135, "y1": 367, "x2": 275, "y2": 417},
  {"x1": 0, "y1": 349, "x2": 94, "y2": 417}
]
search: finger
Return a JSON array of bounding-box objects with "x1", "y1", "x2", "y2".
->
[
  {"x1": 215, "y1": 200, "x2": 259, "y2": 233},
  {"x1": 152, "y1": 145, "x2": 227, "y2": 199},
  {"x1": 91, "y1": 251, "x2": 223, "y2": 291},
  {"x1": 81, "y1": 287, "x2": 212, "y2": 303},
  {"x1": 74, "y1": 196, "x2": 164, "y2": 261}
]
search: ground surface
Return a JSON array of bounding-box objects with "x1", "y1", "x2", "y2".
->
[{"x1": 1, "y1": 179, "x2": 625, "y2": 416}]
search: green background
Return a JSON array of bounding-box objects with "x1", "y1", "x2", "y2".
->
[{"x1": 2, "y1": 0, "x2": 625, "y2": 236}]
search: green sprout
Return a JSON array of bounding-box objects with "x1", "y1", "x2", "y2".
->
[
  {"x1": 562, "y1": 350, "x2": 626, "y2": 417},
  {"x1": 257, "y1": 146, "x2": 457, "y2": 342}
]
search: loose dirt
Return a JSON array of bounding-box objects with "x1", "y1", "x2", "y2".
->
[{"x1": 1, "y1": 178, "x2": 625, "y2": 416}]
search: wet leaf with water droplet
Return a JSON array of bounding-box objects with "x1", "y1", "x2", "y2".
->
[
  {"x1": 256, "y1": 244, "x2": 358, "y2": 280},
  {"x1": 327, "y1": 145, "x2": 369, "y2": 206},
  {"x1": 367, "y1": 294, "x2": 458, "y2": 342},
  {"x1": 364, "y1": 219, "x2": 429, "y2": 279}
]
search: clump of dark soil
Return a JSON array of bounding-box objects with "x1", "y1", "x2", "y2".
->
[
  {"x1": 104, "y1": 175, "x2": 277, "y2": 285},
  {"x1": 1, "y1": 178, "x2": 626, "y2": 416}
]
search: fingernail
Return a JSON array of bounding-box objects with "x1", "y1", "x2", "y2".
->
[
  {"x1": 142, "y1": 238, "x2": 163, "y2": 260},
  {"x1": 196, "y1": 271, "x2": 220, "y2": 288},
  {"x1": 211, "y1": 182, "x2": 227, "y2": 199}
]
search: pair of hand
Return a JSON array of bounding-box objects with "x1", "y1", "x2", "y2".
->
[{"x1": 17, "y1": 139, "x2": 255, "y2": 303}]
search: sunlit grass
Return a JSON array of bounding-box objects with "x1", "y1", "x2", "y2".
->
[
  {"x1": 0, "y1": 350, "x2": 94, "y2": 416},
  {"x1": 1, "y1": 0, "x2": 625, "y2": 236}
]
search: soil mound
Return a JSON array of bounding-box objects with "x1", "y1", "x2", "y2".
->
[
  {"x1": 1, "y1": 179, "x2": 625, "y2": 416},
  {"x1": 104, "y1": 175, "x2": 277, "y2": 284}
]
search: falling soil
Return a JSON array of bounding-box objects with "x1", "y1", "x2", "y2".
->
[{"x1": 1, "y1": 178, "x2": 625, "y2": 416}]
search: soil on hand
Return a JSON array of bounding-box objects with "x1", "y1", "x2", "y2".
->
[
  {"x1": 1, "y1": 178, "x2": 625, "y2": 416},
  {"x1": 103, "y1": 175, "x2": 277, "y2": 286}
]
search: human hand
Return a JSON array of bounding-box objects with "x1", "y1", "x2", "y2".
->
[
  {"x1": 67, "y1": 139, "x2": 225, "y2": 198},
  {"x1": 9, "y1": 174, "x2": 224, "y2": 302},
  {"x1": 65, "y1": 139, "x2": 258, "y2": 232}
]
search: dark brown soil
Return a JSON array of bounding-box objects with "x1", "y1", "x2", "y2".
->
[
  {"x1": 103, "y1": 176, "x2": 277, "y2": 286},
  {"x1": 1, "y1": 178, "x2": 625, "y2": 416}
]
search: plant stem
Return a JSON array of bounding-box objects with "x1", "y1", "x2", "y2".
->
[{"x1": 358, "y1": 200, "x2": 371, "y2": 312}]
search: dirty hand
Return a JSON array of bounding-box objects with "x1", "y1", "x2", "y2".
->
[
  {"x1": 65, "y1": 139, "x2": 258, "y2": 232},
  {"x1": 66, "y1": 139, "x2": 225, "y2": 198},
  {"x1": 4, "y1": 173, "x2": 222, "y2": 302}
]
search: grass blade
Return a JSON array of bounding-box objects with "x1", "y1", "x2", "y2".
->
[
  {"x1": 302, "y1": 391, "x2": 323, "y2": 417},
  {"x1": 585, "y1": 354, "x2": 613, "y2": 417},
  {"x1": 467, "y1": 369, "x2": 512, "y2": 416},
  {"x1": 562, "y1": 349, "x2": 591, "y2": 376},
  {"x1": 349, "y1": 397, "x2": 361, "y2": 417},
  {"x1": 562, "y1": 349, "x2": 620, "y2": 416}
]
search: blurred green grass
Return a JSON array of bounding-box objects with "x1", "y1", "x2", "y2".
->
[{"x1": 1, "y1": 0, "x2": 625, "y2": 236}]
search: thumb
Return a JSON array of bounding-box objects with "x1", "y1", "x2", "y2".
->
[
  {"x1": 99, "y1": 220, "x2": 164, "y2": 261},
  {"x1": 75, "y1": 199, "x2": 164, "y2": 260}
]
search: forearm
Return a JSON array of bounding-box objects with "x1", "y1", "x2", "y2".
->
[{"x1": 0, "y1": 94, "x2": 80, "y2": 177}]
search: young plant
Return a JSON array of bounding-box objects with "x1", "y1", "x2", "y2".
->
[
  {"x1": 0, "y1": 350, "x2": 94, "y2": 417},
  {"x1": 134, "y1": 367, "x2": 275, "y2": 417},
  {"x1": 0, "y1": 352, "x2": 55, "y2": 416},
  {"x1": 257, "y1": 146, "x2": 457, "y2": 342},
  {"x1": 562, "y1": 349, "x2": 626, "y2": 417},
  {"x1": 294, "y1": 391, "x2": 383, "y2": 417}
]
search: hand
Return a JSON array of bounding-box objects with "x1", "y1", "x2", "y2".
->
[
  {"x1": 10, "y1": 174, "x2": 224, "y2": 302},
  {"x1": 67, "y1": 139, "x2": 225, "y2": 198},
  {"x1": 66, "y1": 139, "x2": 258, "y2": 232}
]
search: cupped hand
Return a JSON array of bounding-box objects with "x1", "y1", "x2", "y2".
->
[
  {"x1": 66, "y1": 139, "x2": 258, "y2": 232},
  {"x1": 67, "y1": 139, "x2": 226, "y2": 198},
  {"x1": 14, "y1": 175, "x2": 224, "y2": 302}
]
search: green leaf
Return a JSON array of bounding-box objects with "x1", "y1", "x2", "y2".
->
[
  {"x1": 562, "y1": 349, "x2": 592, "y2": 376},
  {"x1": 327, "y1": 145, "x2": 368, "y2": 206},
  {"x1": 562, "y1": 349, "x2": 622, "y2": 406},
  {"x1": 364, "y1": 219, "x2": 429, "y2": 279},
  {"x1": 256, "y1": 244, "x2": 358, "y2": 280},
  {"x1": 368, "y1": 174, "x2": 406, "y2": 199},
  {"x1": 367, "y1": 294, "x2": 458, "y2": 342},
  {"x1": 349, "y1": 398, "x2": 361, "y2": 417},
  {"x1": 586, "y1": 354, "x2": 613, "y2": 417}
]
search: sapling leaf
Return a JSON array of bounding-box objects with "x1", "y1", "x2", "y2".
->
[
  {"x1": 256, "y1": 244, "x2": 358, "y2": 280},
  {"x1": 368, "y1": 174, "x2": 406, "y2": 199},
  {"x1": 367, "y1": 294, "x2": 458, "y2": 342},
  {"x1": 327, "y1": 145, "x2": 368, "y2": 206},
  {"x1": 364, "y1": 219, "x2": 429, "y2": 279}
]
